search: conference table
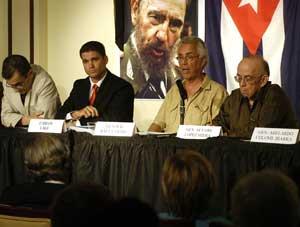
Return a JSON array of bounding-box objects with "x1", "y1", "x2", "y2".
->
[{"x1": 1, "y1": 128, "x2": 300, "y2": 216}]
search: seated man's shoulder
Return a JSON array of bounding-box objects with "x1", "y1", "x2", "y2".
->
[
  {"x1": 31, "y1": 64, "x2": 54, "y2": 83},
  {"x1": 71, "y1": 77, "x2": 89, "y2": 88},
  {"x1": 264, "y1": 83, "x2": 288, "y2": 100},
  {"x1": 229, "y1": 87, "x2": 241, "y2": 96},
  {"x1": 268, "y1": 83, "x2": 284, "y2": 93},
  {"x1": 225, "y1": 88, "x2": 242, "y2": 103},
  {"x1": 108, "y1": 72, "x2": 134, "y2": 89},
  {"x1": 209, "y1": 79, "x2": 227, "y2": 92}
]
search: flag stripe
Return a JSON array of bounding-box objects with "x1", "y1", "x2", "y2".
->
[
  {"x1": 205, "y1": 0, "x2": 227, "y2": 87},
  {"x1": 281, "y1": 0, "x2": 300, "y2": 120},
  {"x1": 221, "y1": 1, "x2": 243, "y2": 92},
  {"x1": 262, "y1": 0, "x2": 284, "y2": 86}
]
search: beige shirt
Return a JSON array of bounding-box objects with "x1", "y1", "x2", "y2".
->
[
  {"x1": 1, "y1": 64, "x2": 61, "y2": 127},
  {"x1": 153, "y1": 75, "x2": 228, "y2": 133}
]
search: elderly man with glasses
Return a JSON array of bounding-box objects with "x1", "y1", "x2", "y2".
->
[
  {"x1": 148, "y1": 36, "x2": 227, "y2": 133},
  {"x1": 213, "y1": 55, "x2": 299, "y2": 139},
  {"x1": 1, "y1": 55, "x2": 61, "y2": 127}
]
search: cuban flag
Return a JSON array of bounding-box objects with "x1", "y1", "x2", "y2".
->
[{"x1": 200, "y1": 0, "x2": 300, "y2": 121}]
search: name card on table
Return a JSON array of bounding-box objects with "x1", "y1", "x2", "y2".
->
[
  {"x1": 177, "y1": 125, "x2": 222, "y2": 139},
  {"x1": 94, "y1": 122, "x2": 135, "y2": 137},
  {"x1": 28, "y1": 119, "x2": 64, "y2": 133},
  {"x1": 251, "y1": 127, "x2": 299, "y2": 144}
]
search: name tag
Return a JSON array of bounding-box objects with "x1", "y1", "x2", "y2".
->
[
  {"x1": 251, "y1": 127, "x2": 299, "y2": 144},
  {"x1": 94, "y1": 122, "x2": 135, "y2": 137},
  {"x1": 28, "y1": 119, "x2": 64, "y2": 133},
  {"x1": 177, "y1": 125, "x2": 222, "y2": 139}
]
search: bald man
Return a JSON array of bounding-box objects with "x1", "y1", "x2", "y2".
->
[{"x1": 213, "y1": 55, "x2": 298, "y2": 138}]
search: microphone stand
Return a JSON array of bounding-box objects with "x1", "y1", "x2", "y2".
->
[
  {"x1": 179, "y1": 98, "x2": 185, "y2": 125},
  {"x1": 176, "y1": 79, "x2": 187, "y2": 125}
]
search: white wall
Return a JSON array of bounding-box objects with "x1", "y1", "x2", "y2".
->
[
  {"x1": 47, "y1": 0, "x2": 120, "y2": 101},
  {"x1": 47, "y1": 0, "x2": 161, "y2": 131},
  {"x1": 0, "y1": 0, "x2": 8, "y2": 71},
  {"x1": 0, "y1": 0, "x2": 161, "y2": 131},
  {"x1": 12, "y1": 0, "x2": 30, "y2": 59},
  {"x1": 34, "y1": 0, "x2": 47, "y2": 67}
]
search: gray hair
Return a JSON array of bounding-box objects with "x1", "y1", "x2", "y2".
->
[{"x1": 177, "y1": 36, "x2": 208, "y2": 59}]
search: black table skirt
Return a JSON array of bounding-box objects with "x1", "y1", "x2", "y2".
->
[{"x1": 1, "y1": 129, "x2": 300, "y2": 215}]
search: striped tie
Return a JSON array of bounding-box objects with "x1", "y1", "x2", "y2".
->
[{"x1": 89, "y1": 84, "x2": 98, "y2": 106}]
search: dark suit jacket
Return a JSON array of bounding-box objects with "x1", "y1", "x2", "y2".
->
[
  {"x1": 0, "y1": 182, "x2": 65, "y2": 209},
  {"x1": 55, "y1": 70, "x2": 134, "y2": 125}
]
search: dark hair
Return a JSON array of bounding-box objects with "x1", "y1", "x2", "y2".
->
[
  {"x1": 2, "y1": 55, "x2": 31, "y2": 79},
  {"x1": 104, "y1": 197, "x2": 159, "y2": 227},
  {"x1": 51, "y1": 183, "x2": 114, "y2": 227},
  {"x1": 231, "y1": 170, "x2": 300, "y2": 227},
  {"x1": 24, "y1": 134, "x2": 70, "y2": 182},
  {"x1": 79, "y1": 41, "x2": 106, "y2": 57},
  {"x1": 161, "y1": 150, "x2": 217, "y2": 219}
]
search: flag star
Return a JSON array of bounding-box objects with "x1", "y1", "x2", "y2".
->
[{"x1": 238, "y1": 0, "x2": 258, "y2": 13}]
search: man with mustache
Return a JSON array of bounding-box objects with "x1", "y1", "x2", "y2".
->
[
  {"x1": 148, "y1": 36, "x2": 227, "y2": 133},
  {"x1": 121, "y1": 0, "x2": 189, "y2": 99},
  {"x1": 213, "y1": 55, "x2": 299, "y2": 138}
]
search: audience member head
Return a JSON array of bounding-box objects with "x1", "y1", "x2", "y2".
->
[
  {"x1": 104, "y1": 197, "x2": 159, "y2": 227},
  {"x1": 235, "y1": 55, "x2": 270, "y2": 100},
  {"x1": 176, "y1": 36, "x2": 208, "y2": 80},
  {"x1": 24, "y1": 134, "x2": 70, "y2": 183},
  {"x1": 161, "y1": 150, "x2": 217, "y2": 219},
  {"x1": 79, "y1": 41, "x2": 108, "y2": 82},
  {"x1": 2, "y1": 54, "x2": 34, "y2": 94},
  {"x1": 288, "y1": 165, "x2": 300, "y2": 195},
  {"x1": 231, "y1": 170, "x2": 300, "y2": 227},
  {"x1": 51, "y1": 182, "x2": 114, "y2": 227},
  {"x1": 129, "y1": 0, "x2": 189, "y2": 78}
]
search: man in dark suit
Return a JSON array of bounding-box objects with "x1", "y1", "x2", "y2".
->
[{"x1": 55, "y1": 41, "x2": 134, "y2": 124}]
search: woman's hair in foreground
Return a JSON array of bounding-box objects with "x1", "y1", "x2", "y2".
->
[
  {"x1": 24, "y1": 134, "x2": 70, "y2": 182},
  {"x1": 161, "y1": 150, "x2": 217, "y2": 219}
]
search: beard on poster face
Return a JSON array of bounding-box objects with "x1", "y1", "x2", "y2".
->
[{"x1": 137, "y1": 40, "x2": 171, "y2": 78}]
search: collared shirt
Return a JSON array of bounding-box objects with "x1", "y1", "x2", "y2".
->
[
  {"x1": 152, "y1": 75, "x2": 228, "y2": 133},
  {"x1": 213, "y1": 82, "x2": 299, "y2": 138},
  {"x1": 66, "y1": 71, "x2": 107, "y2": 120},
  {"x1": 88, "y1": 72, "x2": 107, "y2": 97}
]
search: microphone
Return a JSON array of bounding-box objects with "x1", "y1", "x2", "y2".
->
[
  {"x1": 176, "y1": 79, "x2": 187, "y2": 100},
  {"x1": 176, "y1": 79, "x2": 187, "y2": 125}
]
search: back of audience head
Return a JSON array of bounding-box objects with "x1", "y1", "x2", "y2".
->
[
  {"x1": 51, "y1": 182, "x2": 114, "y2": 227},
  {"x1": 231, "y1": 170, "x2": 300, "y2": 227},
  {"x1": 24, "y1": 134, "x2": 70, "y2": 183},
  {"x1": 161, "y1": 150, "x2": 217, "y2": 219},
  {"x1": 104, "y1": 197, "x2": 159, "y2": 227}
]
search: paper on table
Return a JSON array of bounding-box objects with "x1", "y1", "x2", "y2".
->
[
  {"x1": 69, "y1": 126, "x2": 95, "y2": 135},
  {"x1": 137, "y1": 131, "x2": 176, "y2": 136}
]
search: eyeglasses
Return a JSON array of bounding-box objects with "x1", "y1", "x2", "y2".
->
[
  {"x1": 6, "y1": 76, "x2": 27, "y2": 89},
  {"x1": 234, "y1": 74, "x2": 263, "y2": 84},
  {"x1": 6, "y1": 81, "x2": 26, "y2": 89},
  {"x1": 176, "y1": 54, "x2": 200, "y2": 63}
]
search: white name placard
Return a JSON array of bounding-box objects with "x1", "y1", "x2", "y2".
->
[
  {"x1": 177, "y1": 125, "x2": 222, "y2": 139},
  {"x1": 251, "y1": 127, "x2": 299, "y2": 144},
  {"x1": 94, "y1": 122, "x2": 135, "y2": 137},
  {"x1": 28, "y1": 119, "x2": 64, "y2": 133}
]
